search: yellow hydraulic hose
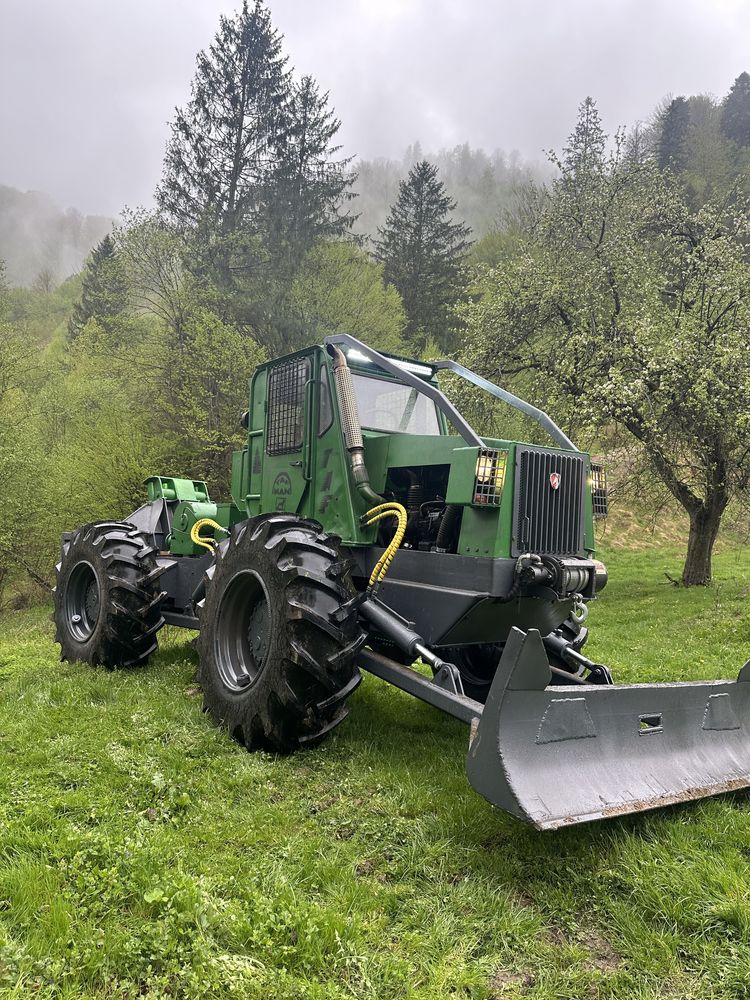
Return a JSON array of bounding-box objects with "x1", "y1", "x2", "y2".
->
[
  {"x1": 190, "y1": 518, "x2": 228, "y2": 552},
  {"x1": 363, "y1": 502, "x2": 407, "y2": 588}
]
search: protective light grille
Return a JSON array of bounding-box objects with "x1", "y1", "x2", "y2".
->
[
  {"x1": 473, "y1": 448, "x2": 508, "y2": 506},
  {"x1": 266, "y1": 358, "x2": 310, "y2": 456},
  {"x1": 591, "y1": 462, "x2": 609, "y2": 518}
]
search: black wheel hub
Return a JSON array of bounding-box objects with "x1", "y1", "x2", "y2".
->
[
  {"x1": 65, "y1": 562, "x2": 101, "y2": 642},
  {"x1": 215, "y1": 570, "x2": 271, "y2": 693},
  {"x1": 456, "y1": 644, "x2": 502, "y2": 684}
]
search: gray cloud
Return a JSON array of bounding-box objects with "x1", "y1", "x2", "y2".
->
[{"x1": 1, "y1": 0, "x2": 748, "y2": 215}]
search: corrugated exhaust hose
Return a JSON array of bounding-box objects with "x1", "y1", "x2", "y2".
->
[{"x1": 328, "y1": 345, "x2": 382, "y2": 506}]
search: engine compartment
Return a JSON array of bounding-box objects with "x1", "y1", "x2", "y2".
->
[{"x1": 378, "y1": 464, "x2": 463, "y2": 553}]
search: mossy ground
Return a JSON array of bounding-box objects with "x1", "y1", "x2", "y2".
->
[{"x1": 1, "y1": 545, "x2": 750, "y2": 997}]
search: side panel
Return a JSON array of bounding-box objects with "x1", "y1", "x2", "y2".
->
[
  {"x1": 311, "y1": 356, "x2": 366, "y2": 543},
  {"x1": 364, "y1": 433, "x2": 461, "y2": 487},
  {"x1": 454, "y1": 442, "x2": 516, "y2": 558}
]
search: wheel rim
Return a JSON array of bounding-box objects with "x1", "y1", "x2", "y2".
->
[
  {"x1": 65, "y1": 561, "x2": 101, "y2": 642},
  {"x1": 215, "y1": 570, "x2": 271, "y2": 692}
]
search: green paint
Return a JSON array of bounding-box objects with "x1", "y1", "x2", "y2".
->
[
  {"x1": 145, "y1": 476, "x2": 210, "y2": 503},
  {"x1": 169, "y1": 501, "x2": 245, "y2": 556},
  {"x1": 153, "y1": 342, "x2": 600, "y2": 561}
]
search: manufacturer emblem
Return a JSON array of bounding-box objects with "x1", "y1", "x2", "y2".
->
[
  {"x1": 271, "y1": 472, "x2": 292, "y2": 497},
  {"x1": 549, "y1": 472, "x2": 561, "y2": 490}
]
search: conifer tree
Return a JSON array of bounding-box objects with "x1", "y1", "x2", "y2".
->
[
  {"x1": 721, "y1": 72, "x2": 750, "y2": 146},
  {"x1": 266, "y1": 75, "x2": 355, "y2": 275},
  {"x1": 157, "y1": 2, "x2": 354, "y2": 354},
  {"x1": 68, "y1": 235, "x2": 129, "y2": 341},
  {"x1": 157, "y1": 0, "x2": 290, "y2": 277},
  {"x1": 658, "y1": 97, "x2": 690, "y2": 171},
  {"x1": 561, "y1": 97, "x2": 606, "y2": 177},
  {"x1": 375, "y1": 160, "x2": 471, "y2": 353}
]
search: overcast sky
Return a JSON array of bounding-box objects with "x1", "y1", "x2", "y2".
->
[{"x1": 1, "y1": 0, "x2": 748, "y2": 216}]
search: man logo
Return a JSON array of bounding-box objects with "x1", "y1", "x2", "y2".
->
[
  {"x1": 550, "y1": 472, "x2": 561, "y2": 490},
  {"x1": 271, "y1": 472, "x2": 292, "y2": 497},
  {"x1": 272, "y1": 472, "x2": 292, "y2": 511}
]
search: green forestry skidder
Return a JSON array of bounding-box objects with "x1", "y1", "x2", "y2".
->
[{"x1": 53, "y1": 335, "x2": 750, "y2": 829}]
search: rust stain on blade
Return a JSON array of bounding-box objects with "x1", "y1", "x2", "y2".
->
[
  {"x1": 600, "y1": 775, "x2": 750, "y2": 818},
  {"x1": 534, "y1": 775, "x2": 750, "y2": 831}
]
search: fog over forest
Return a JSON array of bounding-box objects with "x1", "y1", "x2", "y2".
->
[
  {"x1": 1, "y1": 0, "x2": 749, "y2": 283},
  {"x1": 0, "y1": 143, "x2": 542, "y2": 286}
]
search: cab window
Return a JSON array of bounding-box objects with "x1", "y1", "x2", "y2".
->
[{"x1": 352, "y1": 373, "x2": 441, "y2": 435}]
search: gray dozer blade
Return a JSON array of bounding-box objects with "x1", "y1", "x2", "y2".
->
[{"x1": 466, "y1": 628, "x2": 750, "y2": 830}]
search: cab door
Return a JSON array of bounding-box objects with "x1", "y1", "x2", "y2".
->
[{"x1": 262, "y1": 354, "x2": 314, "y2": 516}]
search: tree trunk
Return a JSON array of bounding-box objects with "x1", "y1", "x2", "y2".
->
[{"x1": 682, "y1": 504, "x2": 723, "y2": 586}]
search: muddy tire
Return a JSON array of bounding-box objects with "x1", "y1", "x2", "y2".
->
[
  {"x1": 53, "y1": 521, "x2": 166, "y2": 667},
  {"x1": 196, "y1": 514, "x2": 365, "y2": 753}
]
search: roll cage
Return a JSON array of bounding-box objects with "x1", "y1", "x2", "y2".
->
[{"x1": 324, "y1": 333, "x2": 578, "y2": 453}]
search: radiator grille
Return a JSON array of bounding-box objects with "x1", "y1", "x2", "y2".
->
[{"x1": 513, "y1": 447, "x2": 585, "y2": 556}]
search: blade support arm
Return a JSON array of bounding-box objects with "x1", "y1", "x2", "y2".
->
[{"x1": 358, "y1": 648, "x2": 482, "y2": 725}]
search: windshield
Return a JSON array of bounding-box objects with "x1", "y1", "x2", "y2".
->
[{"x1": 353, "y1": 373, "x2": 442, "y2": 435}]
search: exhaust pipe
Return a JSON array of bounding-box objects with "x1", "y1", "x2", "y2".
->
[{"x1": 328, "y1": 346, "x2": 382, "y2": 506}]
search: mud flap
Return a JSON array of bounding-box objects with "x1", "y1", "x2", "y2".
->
[{"x1": 466, "y1": 628, "x2": 750, "y2": 830}]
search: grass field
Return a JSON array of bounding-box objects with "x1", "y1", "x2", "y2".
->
[{"x1": 2, "y1": 544, "x2": 750, "y2": 998}]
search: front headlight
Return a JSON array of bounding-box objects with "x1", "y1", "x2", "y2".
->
[
  {"x1": 590, "y1": 462, "x2": 608, "y2": 518},
  {"x1": 474, "y1": 449, "x2": 508, "y2": 505}
]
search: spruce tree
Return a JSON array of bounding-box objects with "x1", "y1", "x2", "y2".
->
[
  {"x1": 68, "y1": 235, "x2": 129, "y2": 341},
  {"x1": 561, "y1": 97, "x2": 606, "y2": 177},
  {"x1": 157, "y1": 2, "x2": 355, "y2": 354},
  {"x1": 157, "y1": 0, "x2": 290, "y2": 276},
  {"x1": 658, "y1": 97, "x2": 690, "y2": 171},
  {"x1": 375, "y1": 161, "x2": 471, "y2": 353},
  {"x1": 266, "y1": 75, "x2": 355, "y2": 275},
  {"x1": 721, "y1": 72, "x2": 750, "y2": 146}
]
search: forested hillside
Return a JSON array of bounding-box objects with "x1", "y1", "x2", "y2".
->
[
  {"x1": 2, "y1": 0, "x2": 750, "y2": 605},
  {"x1": 352, "y1": 143, "x2": 545, "y2": 240},
  {"x1": 0, "y1": 185, "x2": 111, "y2": 287},
  {"x1": 0, "y1": 145, "x2": 542, "y2": 289}
]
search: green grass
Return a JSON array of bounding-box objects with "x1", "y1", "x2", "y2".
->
[{"x1": 3, "y1": 545, "x2": 750, "y2": 997}]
